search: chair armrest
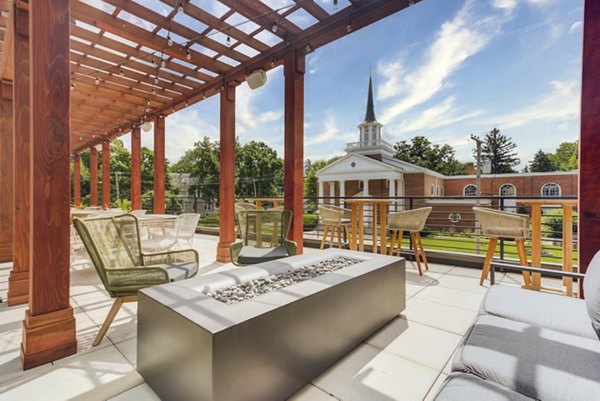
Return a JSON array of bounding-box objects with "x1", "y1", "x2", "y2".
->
[
  {"x1": 142, "y1": 249, "x2": 199, "y2": 265},
  {"x1": 104, "y1": 266, "x2": 170, "y2": 296},
  {"x1": 284, "y1": 239, "x2": 297, "y2": 256},
  {"x1": 230, "y1": 240, "x2": 244, "y2": 265}
]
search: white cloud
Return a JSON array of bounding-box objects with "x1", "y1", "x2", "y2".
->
[
  {"x1": 236, "y1": 71, "x2": 283, "y2": 136},
  {"x1": 569, "y1": 21, "x2": 582, "y2": 33},
  {"x1": 305, "y1": 113, "x2": 355, "y2": 146},
  {"x1": 481, "y1": 79, "x2": 579, "y2": 129},
  {"x1": 395, "y1": 96, "x2": 484, "y2": 132},
  {"x1": 492, "y1": 0, "x2": 518, "y2": 12},
  {"x1": 378, "y1": 0, "x2": 510, "y2": 124},
  {"x1": 163, "y1": 109, "x2": 219, "y2": 162}
]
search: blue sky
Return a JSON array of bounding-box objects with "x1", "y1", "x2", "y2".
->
[{"x1": 120, "y1": 0, "x2": 583, "y2": 169}]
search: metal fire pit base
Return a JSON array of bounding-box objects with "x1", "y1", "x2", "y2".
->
[{"x1": 137, "y1": 249, "x2": 405, "y2": 401}]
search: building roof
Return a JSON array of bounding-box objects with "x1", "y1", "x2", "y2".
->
[{"x1": 364, "y1": 76, "x2": 377, "y2": 123}]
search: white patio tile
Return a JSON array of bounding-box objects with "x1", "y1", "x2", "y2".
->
[
  {"x1": 403, "y1": 297, "x2": 478, "y2": 335},
  {"x1": 419, "y1": 262, "x2": 454, "y2": 274},
  {"x1": 415, "y1": 285, "x2": 485, "y2": 312},
  {"x1": 109, "y1": 383, "x2": 160, "y2": 401},
  {"x1": 114, "y1": 337, "x2": 137, "y2": 367},
  {"x1": 288, "y1": 384, "x2": 339, "y2": 400},
  {"x1": 313, "y1": 343, "x2": 439, "y2": 401},
  {"x1": 446, "y1": 266, "x2": 484, "y2": 278},
  {"x1": 435, "y1": 273, "x2": 489, "y2": 294},
  {"x1": 424, "y1": 373, "x2": 448, "y2": 401},
  {"x1": 366, "y1": 318, "x2": 463, "y2": 371},
  {"x1": 0, "y1": 345, "x2": 142, "y2": 401}
]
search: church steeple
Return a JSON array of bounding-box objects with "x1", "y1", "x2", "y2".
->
[{"x1": 364, "y1": 75, "x2": 376, "y2": 123}]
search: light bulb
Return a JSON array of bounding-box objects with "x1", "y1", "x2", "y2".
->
[
  {"x1": 186, "y1": 49, "x2": 191, "y2": 60},
  {"x1": 226, "y1": 35, "x2": 231, "y2": 46},
  {"x1": 177, "y1": 3, "x2": 184, "y2": 14},
  {"x1": 151, "y1": 59, "x2": 157, "y2": 66},
  {"x1": 271, "y1": 22, "x2": 278, "y2": 33},
  {"x1": 347, "y1": 23, "x2": 352, "y2": 32},
  {"x1": 70, "y1": 82, "x2": 76, "y2": 91},
  {"x1": 160, "y1": 59, "x2": 166, "y2": 67},
  {"x1": 119, "y1": 68, "x2": 125, "y2": 76},
  {"x1": 154, "y1": 76, "x2": 160, "y2": 84},
  {"x1": 305, "y1": 44, "x2": 311, "y2": 53},
  {"x1": 151, "y1": 89, "x2": 156, "y2": 96},
  {"x1": 167, "y1": 37, "x2": 173, "y2": 47},
  {"x1": 95, "y1": 77, "x2": 100, "y2": 85}
]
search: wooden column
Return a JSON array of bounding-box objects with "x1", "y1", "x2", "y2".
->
[
  {"x1": 153, "y1": 116, "x2": 165, "y2": 214},
  {"x1": 580, "y1": 0, "x2": 600, "y2": 286},
  {"x1": 73, "y1": 153, "x2": 81, "y2": 207},
  {"x1": 0, "y1": 80, "x2": 13, "y2": 262},
  {"x1": 8, "y1": 3, "x2": 30, "y2": 306},
  {"x1": 22, "y1": 0, "x2": 76, "y2": 370},
  {"x1": 283, "y1": 50, "x2": 305, "y2": 253},
  {"x1": 101, "y1": 141, "x2": 110, "y2": 209},
  {"x1": 216, "y1": 83, "x2": 236, "y2": 262},
  {"x1": 89, "y1": 146, "x2": 98, "y2": 206},
  {"x1": 131, "y1": 126, "x2": 141, "y2": 211}
]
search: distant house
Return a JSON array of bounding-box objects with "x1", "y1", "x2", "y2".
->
[
  {"x1": 316, "y1": 76, "x2": 577, "y2": 227},
  {"x1": 169, "y1": 172, "x2": 217, "y2": 215}
]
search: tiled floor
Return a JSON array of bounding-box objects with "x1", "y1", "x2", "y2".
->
[{"x1": 0, "y1": 234, "x2": 526, "y2": 401}]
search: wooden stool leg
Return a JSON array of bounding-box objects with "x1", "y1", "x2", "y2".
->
[
  {"x1": 93, "y1": 297, "x2": 124, "y2": 346},
  {"x1": 329, "y1": 225, "x2": 335, "y2": 248},
  {"x1": 480, "y1": 237, "x2": 498, "y2": 286},
  {"x1": 416, "y1": 232, "x2": 429, "y2": 271},
  {"x1": 410, "y1": 232, "x2": 423, "y2": 275},
  {"x1": 337, "y1": 226, "x2": 342, "y2": 249},
  {"x1": 516, "y1": 239, "x2": 531, "y2": 289},
  {"x1": 396, "y1": 231, "x2": 403, "y2": 257},
  {"x1": 320, "y1": 225, "x2": 329, "y2": 250},
  {"x1": 389, "y1": 230, "x2": 396, "y2": 256}
]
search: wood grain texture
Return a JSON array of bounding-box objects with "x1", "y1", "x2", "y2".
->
[
  {"x1": 283, "y1": 51, "x2": 305, "y2": 253},
  {"x1": 580, "y1": 0, "x2": 600, "y2": 287},
  {"x1": 216, "y1": 84, "x2": 236, "y2": 263},
  {"x1": 8, "y1": 3, "x2": 30, "y2": 305},
  {"x1": 131, "y1": 126, "x2": 141, "y2": 211},
  {"x1": 153, "y1": 116, "x2": 165, "y2": 214},
  {"x1": 101, "y1": 141, "x2": 110, "y2": 208},
  {"x1": 0, "y1": 79, "x2": 13, "y2": 262},
  {"x1": 89, "y1": 146, "x2": 98, "y2": 205},
  {"x1": 22, "y1": 0, "x2": 76, "y2": 369},
  {"x1": 73, "y1": 153, "x2": 80, "y2": 206}
]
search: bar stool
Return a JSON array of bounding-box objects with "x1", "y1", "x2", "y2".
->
[
  {"x1": 235, "y1": 202, "x2": 259, "y2": 238},
  {"x1": 388, "y1": 207, "x2": 432, "y2": 275},
  {"x1": 318, "y1": 205, "x2": 351, "y2": 249},
  {"x1": 473, "y1": 207, "x2": 530, "y2": 287}
]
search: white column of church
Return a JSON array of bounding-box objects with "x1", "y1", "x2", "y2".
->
[
  {"x1": 363, "y1": 179, "x2": 369, "y2": 196},
  {"x1": 329, "y1": 182, "x2": 335, "y2": 204},
  {"x1": 318, "y1": 181, "x2": 324, "y2": 206},
  {"x1": 339, "y1": 180, "x2": 345, "y2": 206}
]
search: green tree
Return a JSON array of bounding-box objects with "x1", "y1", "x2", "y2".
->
[
  {"x1": 529, "y1": 150, "x2": 556, "y2": 172},
  {"x1": 236, "y1": 141, "x2": 283, "y2": 197},
  {"x1": 480, "y1": 128, "x2": 519, "y2": 174},
  {"x1": 552, "y1": 141, "x2": 578, "y2": 171},
  {"x1": 172, "y1": 137, "x2": 221, "y2": 200},
  {"x1": 393, "y1": 136, "x2": 468, "y2": 175}
]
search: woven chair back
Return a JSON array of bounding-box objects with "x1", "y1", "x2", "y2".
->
[{"x1": 237, "y1": 210, "x2": 292, "y2": 248}]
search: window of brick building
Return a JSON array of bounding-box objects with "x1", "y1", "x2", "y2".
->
[
  {"x1": 541, "y1": 182, "x2": 561, "y2": 197},
  {"x1": 464, "y1": 184, "x2": 477, "y2": 197}
]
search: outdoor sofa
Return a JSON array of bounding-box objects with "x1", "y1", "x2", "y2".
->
[{"x1": 433, "y1": 251, "x2": 600, "y2": 401}]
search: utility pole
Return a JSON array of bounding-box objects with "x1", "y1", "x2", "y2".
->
[{"x1": 471, "y1": 134, "x2": 484, "y2": 254}]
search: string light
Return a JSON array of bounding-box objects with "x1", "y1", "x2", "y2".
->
[
  {"x1": 305, "y1": 43, "x2": 312, "y2": 53},
  {"x1": 95, "y1": 76, "x2": 100, "y2": 85},
  {"x1": 271, "y1": 58, "x2": 275, "y2": 67},
  {"x1": 160, "y1": 59, "x2": 166, "y2": 68},
  {"x1": 151, "y1": 58, "x2": 157, "y2": 67},
  {"x1": 70, "y1": 82, "x2": 76, "y2": 91},
  {"x1": 184, "y1": 100, "x2": 189, "y2": 107},
  {"x1": 347, "y1": 22, "x2": 352, "y2": 32},
  {"x1": 177, "y1": 2, "x2": 184, "y2": 14},
  {"x1": 167, "y1": 36, "x2": 173, "y2": 47},
  {"x1": 271, "y1": 22, "x2": 278, "y2": 33},
  {"x1": 151, "y1": 88, "x2": 156, "y2": 96},
  {"x1": 154, "y1": 76, "x2": 160, "y2": 84},
  {"x1": 226, "y1": 34, "x2": 231, "y2": 46},
  {"x1": 186, "y1": 48, "x2": 192, "y2": 60},
  {"x1": 119, "y1": 67, "x2": 125, "y2": 76}
]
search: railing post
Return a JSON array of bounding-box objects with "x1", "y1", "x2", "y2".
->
[
  {"x1": 409, "y1": 198, "x2": 414, "y2": 254},
  {"x1": 499, "y1": 197, "x2": 505, "y2": 260}
]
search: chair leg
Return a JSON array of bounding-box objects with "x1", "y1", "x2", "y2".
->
[
  {"x1": 93, "y1": 297, "x2": 124, "y2": 346},
  {"x1": 389, "y1": 230, "x2": 396, "y2": 256},
  {"x1": 329, "y1": 225, "x2": 335, "y2": 248},
  {"x1": 410, "y1": 232, "x2": 423, "y2": 276},
  {"x1": 396, "y1": 231, "x2": 403, "y2": 257},
  {"x1": 337, "y1": 226, "x2": 342, "y2": 249},
  {"x1": 320, "y1": 225, "x2": 329, "y2": 250},
  {"x1": 480, "y1": 238, "x2": 498, "y2": 286},
  {"x1": 515, "y1": 239, "x2": 531, "y2": 289},
  {"x1": 344, "y1": 225, "x2": 351, "y2": 249},
  {"x1": 416, "y1": 232, "x2": 429, "y2": 271}
]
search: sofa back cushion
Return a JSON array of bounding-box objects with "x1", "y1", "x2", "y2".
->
[{"x1": 584, "y1": 250, "x2": 600, "y2": 339}]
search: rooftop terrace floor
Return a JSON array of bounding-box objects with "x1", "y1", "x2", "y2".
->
[{"x1": 0, "y1": 234, "x2": 537, "y2": 401}]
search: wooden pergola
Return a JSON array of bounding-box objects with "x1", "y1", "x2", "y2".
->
[
  {"x1": 0, "y1": 0, "x2": 427, "y2": 370},
  {"x1": 0, "y1": 0, "x2": 598, "y2": 372}
]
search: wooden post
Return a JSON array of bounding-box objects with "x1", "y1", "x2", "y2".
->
[
  {"x1": 89, "y1": 146, "x2": 98, "y2": 206},
  {"x1": 0, "y1": 80, "x2": 13, "y2": 263},
  {"x1": 8, "y1": 2, "x2": 30, "y2": 306},
  {"x1": 21, "y1": 0, "x2": 76, "y2": 370},
  {"x1": 283, "y1": 50, "x2": 305, "y2": 253},
  {"x1": 580, "y1": 0, "x2": 600, "y2": 290},
  {"x1": 131, "y1": 126, "x2": 142, "y2": 211},
  {"x1": 101, "y1": 140, "x2": 110, "y2": 209},
  {"x1": 153, "y1": 116, "x2": 165, "y2": 214},
  {"x1": 216, "y1": 83, "x2": 236, "y2": 263},
  {"x1": 73, "y1": 153, "x2": 81, "y2": 207}
]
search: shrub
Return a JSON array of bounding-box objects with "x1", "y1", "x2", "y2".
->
[
  {"x1": 303, "y1": 213, "x2": 318, "y2": 231},
  {"x1": 541, "y1": 208, "x2": 578, "y2": 239}
]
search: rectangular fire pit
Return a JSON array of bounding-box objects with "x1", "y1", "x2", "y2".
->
[{"x1": 137, "y1": 249, "x2": 405, "y2": 401}]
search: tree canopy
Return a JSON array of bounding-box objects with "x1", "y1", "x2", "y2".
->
[
  {"x1": 528, "y1": 141, "x2": 578, "y2": 172},
  {"x1": 529, "y1": 150, "x2": 556, "y2": 172},
  {"x1": 480, "y1": 128, "x2": 519, "y2": 174},
  {"x1": 393, "y1": 136, "x2": 468, "y2": 176}
]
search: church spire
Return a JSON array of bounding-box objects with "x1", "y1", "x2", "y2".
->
[{"x1": 364, "y1": 75, "x2": 377, "y2": 123}]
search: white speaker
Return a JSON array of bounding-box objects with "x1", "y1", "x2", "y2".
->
[{"x1": 246, "y1": 69, "x2": 267, "y2": 90}]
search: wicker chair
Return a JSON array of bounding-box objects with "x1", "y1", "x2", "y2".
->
[
  {"x1": 73, "y1": 214, "x2": 199, "y2": 346},
  {"x1": 230, "y1": 210, "x2": 297, "y2": 265},
  {"x1": 318, "y1": 205, "x2": 351, "y2": 249},
  {"x1": 173, "y1": 213, "x2": 201, "y2": 249},
  {"x1": 388, "y1": 207, "x2": 432, "y2": 275},
  {"x1": 473, "y1": 207, "x2": 530, "y2": 287},
  {"x1": 130, "y1": 209, "x2": 147, "y2": 217}
]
